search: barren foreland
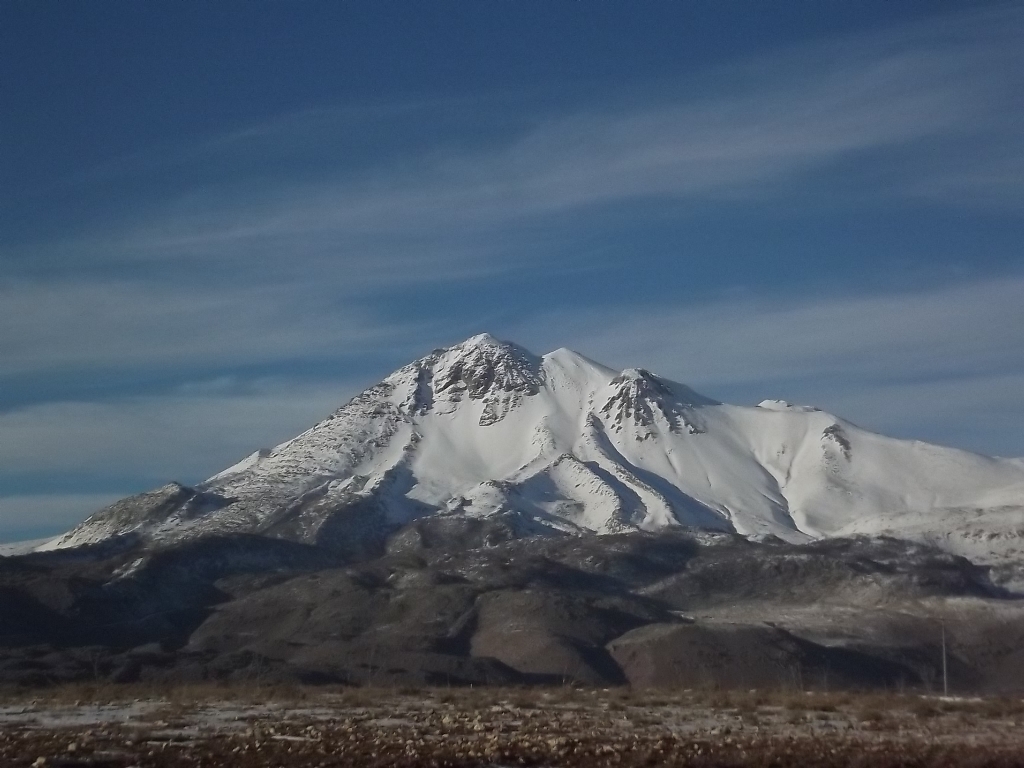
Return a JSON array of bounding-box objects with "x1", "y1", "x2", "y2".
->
[
  {"x1": 2, "y1": 685, "x2": 1024, "y2": 768},
  {"x1": 6, "y1": 524, "x2": 1024, "y2": 765}
]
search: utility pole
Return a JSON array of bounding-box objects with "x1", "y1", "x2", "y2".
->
[{"x1": 941, "y1": 621, "x2": 948, "y2": 697}]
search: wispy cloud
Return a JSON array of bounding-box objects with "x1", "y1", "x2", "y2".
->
[
  {"x1": 3, "y1": 5, "x2": 1018, "y2": 390},
  {"x1": 509, "y1": 276, "x2": 1024, "y2": 456},
  {"x1": 817, "y1": 372, "x2": 1024, "y2": 459},
  {"x1": 117, "y1": 39, "x2": 1016, "y2": 264},
  {"x1": 0, "y1": 378, "x2": 353, "y2": 481},
  {"x1": 515, "y1": 277, "x2": 1024, "y2": 389},
  {"x1": 0, "y1": 279, "x2": 434, "y2": 378},
  {"x1": 11, "y1": 4, "x2": 1021, "y2": 279}
]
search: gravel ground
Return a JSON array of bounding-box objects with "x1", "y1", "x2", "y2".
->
[{"x1": 2, "y1": 687, "x2": 1024, "y2": 767}]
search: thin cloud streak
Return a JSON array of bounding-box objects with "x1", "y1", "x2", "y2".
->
[
  {"x1": 0, "y1": 379, "x2": 354, "y2": 481},
  {"x1": 10, "y1": 4, "x2": 1021, "y2": 280},
  {"x1": 815, "y1": 372, "x2": 1024, "y2": 459},
  {"x1": 0, "y1": 279, "x2": 431, "y2": 378},
  {"x1": 117, "y1": 52, "x2": 998, "y2": 259},
  {"x1": 514, "y1": 277, "x2": 1024, "y2": 390},
  {"x1": 509, "y1": 276, "x2": 1024, "y2": 457}
]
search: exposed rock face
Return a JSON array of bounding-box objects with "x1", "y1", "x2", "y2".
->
[
  {"x1": 822, "y1": 423, "x2": 852, "y2": 460},
  {"x1": 430, "y1": 333, "x2": 542, "y2": 425},
  {"x1": 601, "y1": 369, "x2": 707, "y2": 436}
]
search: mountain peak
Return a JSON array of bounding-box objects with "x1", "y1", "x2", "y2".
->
[
  {"x1": 401, "y1": 334, "x2": 540, "y2": 426},
  {"x1": 45, "y1": 335, "x2": 1024, "y2": 570},
  {"x1": 602, "y1": 368, "x2": 707, "y2": 435},
  {"x1": 459, "y1": 332, "x2": 504, "y2": 348}
]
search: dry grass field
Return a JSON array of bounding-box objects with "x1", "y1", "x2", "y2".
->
[{"x1": 3, "y1": 685, "x2": 1024, "y2": 767}]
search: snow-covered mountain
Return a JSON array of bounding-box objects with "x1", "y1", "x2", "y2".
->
[{"x1": 44, "y1": 334, "x2": 1024, "y2": 564}]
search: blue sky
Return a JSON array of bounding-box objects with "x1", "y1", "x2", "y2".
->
[{"x1": 2, "y1": 1, "x2": 1023, "y2": 542}]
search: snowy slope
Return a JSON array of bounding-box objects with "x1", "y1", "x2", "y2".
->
[{"x1": 44, "y1": 334, "x2": 1024, "y2": 563}]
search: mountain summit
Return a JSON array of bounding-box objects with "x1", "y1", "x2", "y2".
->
[{"x1": 46, "y1": 335, "x2": 1024, "y2": 564}]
